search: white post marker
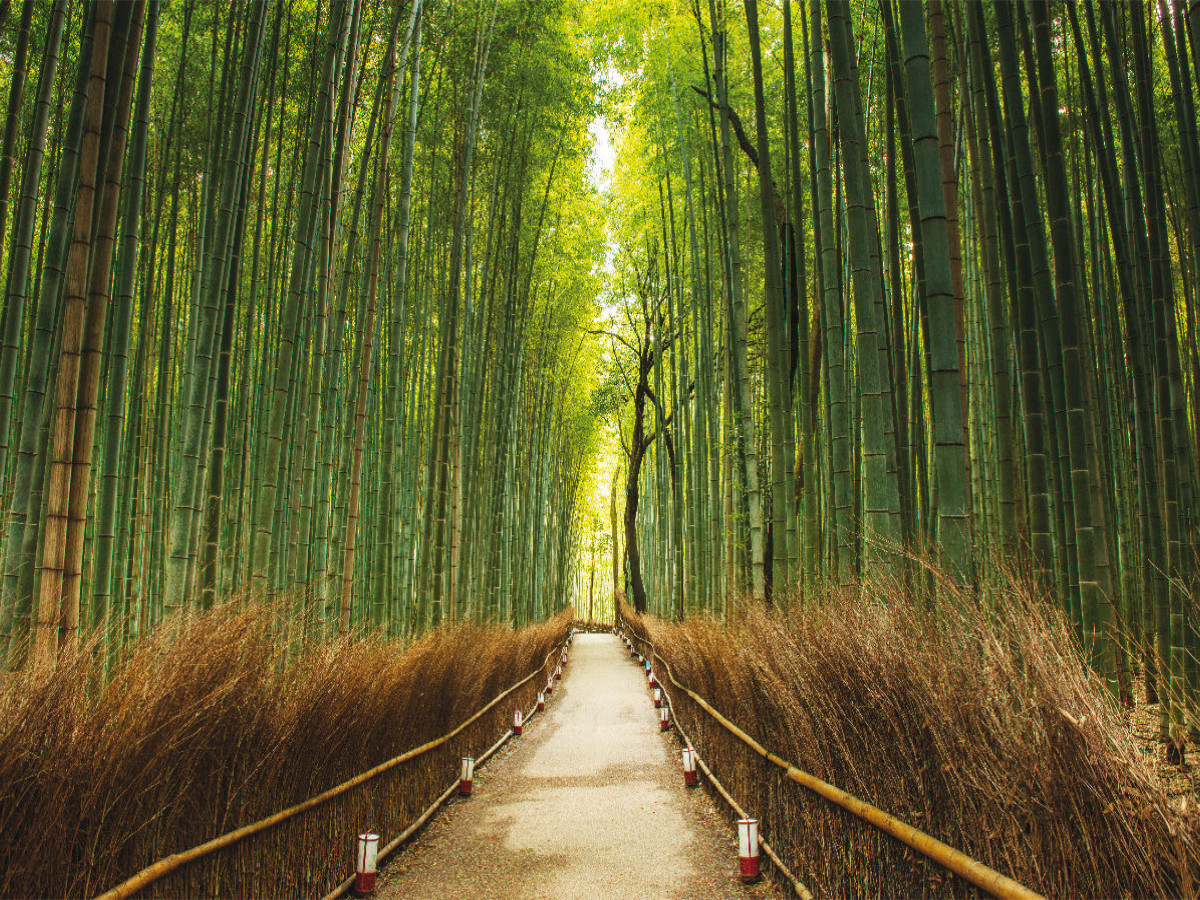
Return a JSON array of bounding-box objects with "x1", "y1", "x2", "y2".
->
[
  {"x1": 681, "y1": 746, "x2": 698, "y2": 786},
  {"x1": 648, "y1": 670, "x2": 656, "y2": 686},
  {"x1": 537, "y1": 691, "x2": 545, "y2": 711},
  {"x1": 555, "y1": 664, "x2": 562, "y2": 681},
  {"x1": 737, "y1": 818, "x2": 761, "y2": 883},
  {"x1": 513, "y1": 709, "x2": 523, "y2": 736},
  {"x1": 659, "y1": 705, "x2": 670, "y2": 732},
  {"x1": 653, "y1": 687, "x2": 662, "y2": 708},
  {"x1": 353, "y1": 832, "x2": 380, "y2": 897},
  {"x1": 546, "y1": 675, "x2": 554, "y2": 695},
  {"x1": 459, "y1": 756, "x2": 475, "y2": 796}
]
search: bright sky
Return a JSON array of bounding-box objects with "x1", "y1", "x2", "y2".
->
[
  {"x1": 588, "y1": 114, "x2": 616, "y2": 193},
  {"x1": 587, "y1": 66, "x2": 621, "y2": 321},
  {"x1": 586, "y1": 62, "x2": 623, "y2": 192}
]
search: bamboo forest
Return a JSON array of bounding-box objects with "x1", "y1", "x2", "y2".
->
[{"x1": 3, "y1": 0, "x2": 1200, "y2": 896}]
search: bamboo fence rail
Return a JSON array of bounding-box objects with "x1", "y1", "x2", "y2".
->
[
  {"x1": 94, "y1": 640, "x2": 566, "y2": 900},
  {"x1": 620, "y1": 624, "x2": 1043, "y2": 900},
  {"x1": 319, "y1": 674, "x2": 555, "y2": 900}
]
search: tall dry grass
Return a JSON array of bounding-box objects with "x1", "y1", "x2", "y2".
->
[
  {"x1": 625, "y1": 570, "x2": 1200, "y2": 897},
  {"x1": 0, "y1": 602, "x2": 568, "y2": 898}
]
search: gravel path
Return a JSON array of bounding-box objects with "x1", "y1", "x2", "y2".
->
[{"x1": 374, "y1": 632, "x2": 781, "y2": 900}]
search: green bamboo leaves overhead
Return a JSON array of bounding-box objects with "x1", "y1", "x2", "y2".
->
[
  {"x1": 0, "y1": 0, "x2": 606, "y2": 663},
  {"x1": 597, "y1": 0, "x2": 1200, "y2": 739}
]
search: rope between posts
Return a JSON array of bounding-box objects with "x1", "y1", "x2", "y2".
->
[
  {"x1": 623, "y1": 627, "x2": 1044, "y2": 900},
  {"x1": 95, "y1": 641, "x2": 565, "y2": 900}
]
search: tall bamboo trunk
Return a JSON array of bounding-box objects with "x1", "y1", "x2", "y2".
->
[
  {"x1": 33, "y1": 0, "x2": 114, "y2": 665},
  {"x1": 897, "y1": 0, "x2": 970, "y2": 579},
  {"x1": 827, "y1": 0, "x2": 900, "y2": 559}
]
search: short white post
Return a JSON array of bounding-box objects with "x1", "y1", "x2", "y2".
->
[
  {"x1": 653, "y1": 687, "x2": 662, "y2": 708},
  {"x1": 546, "y1": 675, "x2": 554, "y2": 695},
  {"x1": 537, "y1": 691, "x2": 546, "y2": 711},
  {"x1": 554, "y1": 664, "x2": 562, "y2": 681},
  {"x1": 681, "y1": 746, "x2": 698, "y2": 786},
  {"x1": 513, "y1": 709, "x2": 523, "y2": 736},
  {"x1": 353, "y1": 832, "x2": 380, "y2": 897},
  {"x1": 737, "y1": 818, "x2": 761, "y2": 883},
  {"x1": 659, "y1": 705, "x2": 670, "y2": 732},
  {"x1": 648, "y1": 670, "x2": 656, "y2": 687},
  {"x1": 459, "y1": 756, "x2": 475, "y2": 796}
]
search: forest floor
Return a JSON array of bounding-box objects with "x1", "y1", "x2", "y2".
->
[{"x1": 373, "y1": 633, "x2": 780, "y2": 900}]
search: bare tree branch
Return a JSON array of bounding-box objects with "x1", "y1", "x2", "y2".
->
[{"x1": 692, "y1": 85, "x2": 758, "y2": 168}]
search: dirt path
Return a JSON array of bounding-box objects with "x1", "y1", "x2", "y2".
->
[{"x1": 374, "y1": 632, "x2": 781, "y2": 900}]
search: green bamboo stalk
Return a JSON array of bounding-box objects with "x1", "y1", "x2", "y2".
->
[{"x1": 897, "y1": 0, "x2": 970, "y2": 579}]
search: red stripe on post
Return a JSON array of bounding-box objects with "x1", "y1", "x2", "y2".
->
[
  {"x1": 682, "y1": 747, "x2": 698, "y2": 786},
  {"x1": 459, "y1": 757, "x2": 474, "y2": 797},
  {"x1": 737, "y1": 818, "x2": 761, "y2": 883},
  {"x1": 353, "y1": 832, "x2": 379, "y2": 897}
]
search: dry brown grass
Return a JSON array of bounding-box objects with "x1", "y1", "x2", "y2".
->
[
  {"x1": 624, "y1": 570, "x2": 1200, "y2": 898},
  {"x1": 0, "y1": 601, "x2": 569, "y2": 898}
]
